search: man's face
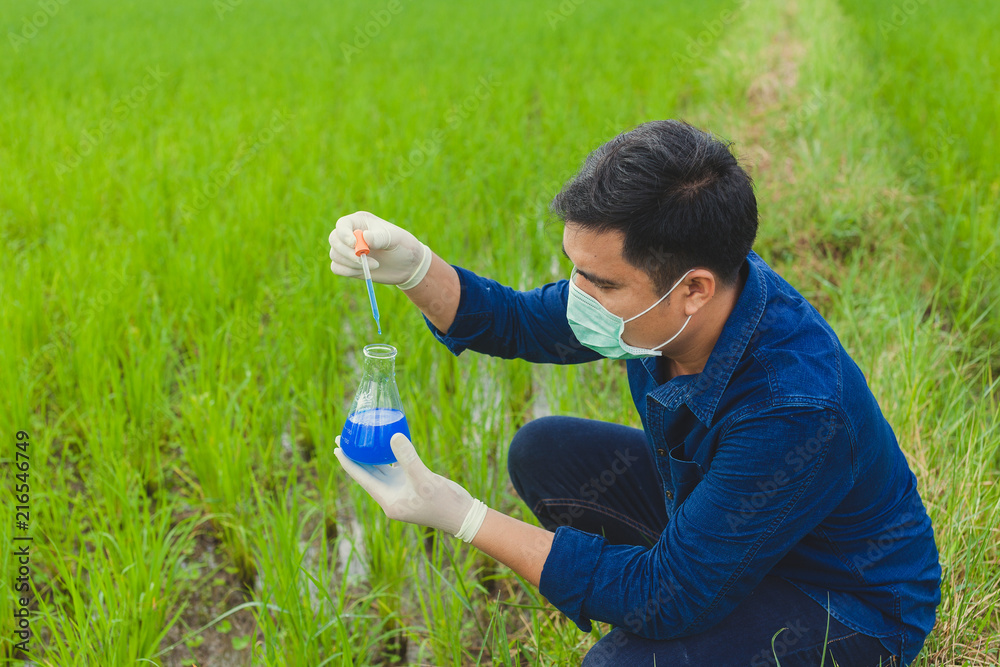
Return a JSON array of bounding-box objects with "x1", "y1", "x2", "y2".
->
[{"x1": 562, "y1": 223, "x2": 688, "y2": 350}]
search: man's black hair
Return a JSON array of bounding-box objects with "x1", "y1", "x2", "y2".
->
[{"x1": 550, "y1": 120, "x2": 758, "y2": 291}]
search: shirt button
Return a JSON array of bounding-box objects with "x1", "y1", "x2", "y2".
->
[
  {"x1": 665, "y1": 490, "x2": 674, "y2": 500},
  {"x1": 657, "y1": 448, "x2": 667, "y2": 456}
]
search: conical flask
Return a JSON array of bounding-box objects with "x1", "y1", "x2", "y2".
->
[{"x1": 340, "y1": 344, "x2": 410, "y2": 465}]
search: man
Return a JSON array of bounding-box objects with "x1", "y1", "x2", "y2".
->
[{"x1": 329, "y1": 120, "x2": 941, "y2": 665}]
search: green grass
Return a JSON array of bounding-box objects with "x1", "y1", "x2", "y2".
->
[
  {"x1": 839, "y1": 0, "x2": 1000, "y2": 352},
  {"x1": 1, "y1": 0, "x2": 997, "y2": 664}
]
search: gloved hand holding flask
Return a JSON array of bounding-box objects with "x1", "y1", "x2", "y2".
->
[{"x1": 335, "y1": 433, "x2": 489, "y2": 542}]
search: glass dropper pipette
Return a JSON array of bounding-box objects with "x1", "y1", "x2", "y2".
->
[{"x1": 353, "y1": 229, "x2": 382, "y2": 334}]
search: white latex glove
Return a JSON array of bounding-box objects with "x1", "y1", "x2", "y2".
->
[
  {"x1": 328, "y1": 211, "x2": 433, "y2": 290},
  {"x1": 334, "y1": 433, "x2": 488, "y2": 542}
]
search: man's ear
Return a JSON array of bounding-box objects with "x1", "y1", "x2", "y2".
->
[{"x1": 683, "y1": 270, "x2": 716, "y2": 316}]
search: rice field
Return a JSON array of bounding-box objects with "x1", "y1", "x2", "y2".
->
[{"x1": 1, "y1": 0, "x2": 997, "y2": 664}]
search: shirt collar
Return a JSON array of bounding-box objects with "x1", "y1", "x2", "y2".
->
[{"x1": 638, "y1": 251, "x2": 767, "y2": 427}]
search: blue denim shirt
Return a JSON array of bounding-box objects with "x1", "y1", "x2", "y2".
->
[{"x1": 426, "y1": 251, "x2": 941, "y2": 665}]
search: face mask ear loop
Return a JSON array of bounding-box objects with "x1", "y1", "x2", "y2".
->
[
  {"x1": 623, "y1": 269, "x2": 694, "y2": 324},
  {"x1": 650, "y1": 314, "x2": 692, "y2": 351}
]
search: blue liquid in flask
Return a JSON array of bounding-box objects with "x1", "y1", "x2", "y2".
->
[{"x1": 340, "y1": 408, "x2": 410, "y2": 465}]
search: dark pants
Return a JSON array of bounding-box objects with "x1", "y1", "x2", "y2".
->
[{"x1": 507, "y1": 416, "x2": 900, "y2": 667}]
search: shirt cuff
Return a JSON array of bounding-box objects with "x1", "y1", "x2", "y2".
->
[{"x1": 539, "y1": 526, "x2": 605, "y2": 632}]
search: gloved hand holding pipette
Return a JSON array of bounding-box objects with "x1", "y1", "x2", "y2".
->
[
  {"x1": 329, "y1": 211, "x2": 433, "y2": 290},
  {"x1": 329, "y1": 211, "x2": 464, "y2": 335}
]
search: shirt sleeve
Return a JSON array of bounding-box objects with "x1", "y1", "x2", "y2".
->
[
  {"x1": 538, "y1": 403, "x2": 857, "y2": 638},
  {"x1": 424, "y1": 265, "x2": 602, "y2": 365}
]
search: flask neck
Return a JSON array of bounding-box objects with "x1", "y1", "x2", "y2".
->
[
  {"x1": 362, "y1": 344, "x2": 398, "y2": 379},
  {"x1": 363, "y1": 355, "x2": 396, "y2": 377}
]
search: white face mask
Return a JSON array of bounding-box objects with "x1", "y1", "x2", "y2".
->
[{"x1": 566, "y1": 268, "x2": 694, "y2": 359}]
